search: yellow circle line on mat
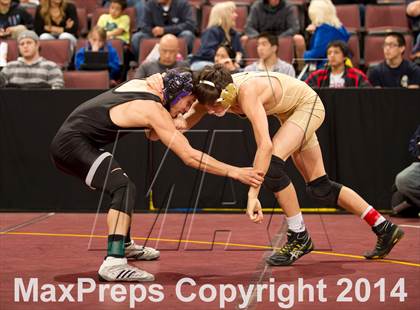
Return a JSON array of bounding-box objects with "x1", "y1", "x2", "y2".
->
[{"x1": 1, "y1": 231, "x2": 419, "y2": 268}]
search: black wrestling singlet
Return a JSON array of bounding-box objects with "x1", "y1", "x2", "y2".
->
[{"x1": 50, "y1": 81, "x2": 162, "y2": 179}]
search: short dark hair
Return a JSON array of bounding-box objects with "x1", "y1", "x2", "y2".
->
[
  {"x1": 385, "y1": 32, "x2": 406, "y2": 47},
  {"x1": 326, "y1": 40, "x2": 350, "y2": 57},
  {"x1": 110, "y1": 0, "x2": 127, "y2": 10},
  {"x1": 257, "y1": 32, "x2": 278, "y2": 47},
  {"x1": 193, "y1": 64, "x2": 233, "y2": 105},
  {"x1": 216, "y1": 43, "x2": 236, "y2": 61}
]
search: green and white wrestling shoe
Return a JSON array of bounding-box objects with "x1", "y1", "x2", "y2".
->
[{"x1": 98, "y1": 257, "x2": 155, "y2": 282}]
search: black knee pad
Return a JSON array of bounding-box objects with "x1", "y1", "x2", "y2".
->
[
  {"x1": 306, "y1": 175, "x2": 342, "y2": 207},
  {"x1": 107, "y1": 169, "x2": 137, "y2": 216},
  {"x1": 91, "y1": 156, "x2": 136, "y2": 216},
  {"x1": 263, "y1": 155, "x2": 291, "y2": 192}
]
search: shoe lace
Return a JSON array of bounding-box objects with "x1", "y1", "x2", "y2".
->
[{"x1": 277, "y1": 240, "x2": 300, "y2": 255}]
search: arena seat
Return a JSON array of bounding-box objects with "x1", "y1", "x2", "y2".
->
[
  {"x1": 348, "y1": 34, "x2": 360, "y2": 68},
  {"x1": 77, "y1": 7, "x2": 88, "y2": 37},
  {"x1": 63, "y1": 70, "x2": 110, "y2": 89},
  {"x1": 73, "y1": 0, "x2": 100, "y2": 18},
  {"x1": 365, "y1": 5, "x2": 410, "y2": 34},
  {"x1": 1, "y1": 39, "x2": 18, "y2": 62},
  {"x1": 336, "y1": 4, "x2": 361, "y2": 34},
  {"x1": 39, "y1": 39, "x2": 71, "y2": 68}
]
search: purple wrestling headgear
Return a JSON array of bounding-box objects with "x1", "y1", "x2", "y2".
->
[{"x1": 163, "y1": 69, "x2": 194, "y2": 109}]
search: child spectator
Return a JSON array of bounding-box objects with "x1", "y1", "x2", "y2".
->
[
  {"x1": 75, "y1": 26, "x2": 120, "y2": 81},
  {"x1": 97, "y1": 0, "x2": 130, "y2": 44}
]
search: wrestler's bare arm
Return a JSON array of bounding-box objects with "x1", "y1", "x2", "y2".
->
[
  {"x1": 180, "y1": 101, "x2": 208, "y2": 129},
  {"x1": 143, "y1": 103, "x2": 264, "y2": 187},
  {"x1": 238, "y1": 82, "x2": 273, "y2": 198}
]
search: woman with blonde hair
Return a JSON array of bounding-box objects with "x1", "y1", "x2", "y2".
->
[
  {"x1": 304, "y1": 0, "x2": 349, "y2": 68},
  {"x1": 34, "y1": 0, "x2": 78, "y2": 52},
  {"x1": 191, "y1": 1, "x2": 244, "y2": 71}
]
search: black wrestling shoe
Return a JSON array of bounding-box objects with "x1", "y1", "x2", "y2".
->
[
  {"x1": 364, "y1": 220, "x2": 404, "y2": 259},
  {"x1": 266, "y1": 229, "x2": 314, "y2": 266}
]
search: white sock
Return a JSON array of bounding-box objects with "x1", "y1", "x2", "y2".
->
[{"x1": 286, "y1": 212, "x2": 305, "y2": 233}]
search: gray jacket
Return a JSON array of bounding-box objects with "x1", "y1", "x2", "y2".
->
[{"x1": 245, "y1": 0, "x2": 299, "y2": 38}]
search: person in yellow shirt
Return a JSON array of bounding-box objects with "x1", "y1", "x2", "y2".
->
[{"x1": 97, "y1": 0, "x2": 130, "y2": 44}]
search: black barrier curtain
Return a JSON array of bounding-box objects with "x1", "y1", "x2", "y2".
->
[{"x1": 1, "y1": 89, "x2": 419, "y2": 212}]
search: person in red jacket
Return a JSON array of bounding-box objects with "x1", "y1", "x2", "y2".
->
[{"x1": 305, "y1": 41, "x2": 371, "y2": 88}]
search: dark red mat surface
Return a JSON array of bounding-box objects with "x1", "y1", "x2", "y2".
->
[{"x1": 1, "y1": 213, "x2": 419, "y2": 309}]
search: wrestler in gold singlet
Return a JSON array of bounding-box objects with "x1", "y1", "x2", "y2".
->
[{"x1": 230, "y1": 71, "x2": 325, "y2": 150}]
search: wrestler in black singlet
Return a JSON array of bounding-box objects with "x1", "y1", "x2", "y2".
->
[{"x1": 50, "y1": 81, "x2": 162, "y2": 181}]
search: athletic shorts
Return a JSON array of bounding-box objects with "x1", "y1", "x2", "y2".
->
[
  {"x1": 275, "y1": 94, "x2": 325, "y2": 151},
  {"x1": 50, "y1": 132, "x2": 115, "y2": 188}
]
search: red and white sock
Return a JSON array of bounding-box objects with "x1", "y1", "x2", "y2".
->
[{"x1": 361, "y1": 206, "x2": 386, "y2": 227}]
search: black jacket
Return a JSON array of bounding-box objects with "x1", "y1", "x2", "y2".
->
[
  {"x1": 34, "y1": 2, "x2": 78, "y2": 36},
  {"x1": 0, "y1": 2, "x2": 33, "y2": 30},
  {"x1": 244, "y1": 0, "x2": 299, "y2": 38}
]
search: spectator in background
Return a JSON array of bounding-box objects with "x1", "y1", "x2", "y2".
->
[
  {"x1": 0, "y1": 0, "x2": 33, "y2": 39},
  {"x1": 0, "y1": 30, "x2": 63, "y2": 88},
  {"x1": 241, "y1": 0, "x2": 305, "y2": 67},
  {"x1": 244, "y1": 32, "x2": 295, "y2": 77},
  {"x1": 306, "y1": 40, "x2": 370, "y2": 88},
  {"x1": 406, "y1": 0, "x2": 420, "y2": 61},
  {"x1": 304, "y1": 0, "x2": 349, "y2": 69},
  {"x1": 392, "y1": 125, "x2": 420, "y2": 215},
  {"x1": 131, "y1": 0, "x2": 195, "y2": 60},
  {"x1": 102, "y1": 0, "x2": 145, "y2": 32},
  {"x1": 97, "y1": 0, "x2": 130, "y2": 45},
  {"x1": 368, "y1": 33, "x2": 420, "y2": 88},
  {"x1": 214, "y1": 43, "x2": 241, "y2": 73},
  {"x1": 75, "y1": 26, "x2": 120, "y2": 81},
  {"x1": 18, "y1": 0, "x2": 39, "y2": 8},
  {"x1": 406, "y1": 0, "x2": 420, "y2": 31},
  {"x1": 34, "y1": 0, "x2": 78, "y2": 52},
  {"x1": 191, "y1": 1, "x2": 244, "y2": 71},
  {"x1": 134, "y1": 33, "x2": 187, "y2": 78}
]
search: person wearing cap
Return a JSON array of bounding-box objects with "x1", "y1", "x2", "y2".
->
[
  {"x1": 50, "y1": 68, "x2": 264, "y2": 282},
  {"x1": 0, "y1": 30, "x2": 63, "y2": 88}
]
